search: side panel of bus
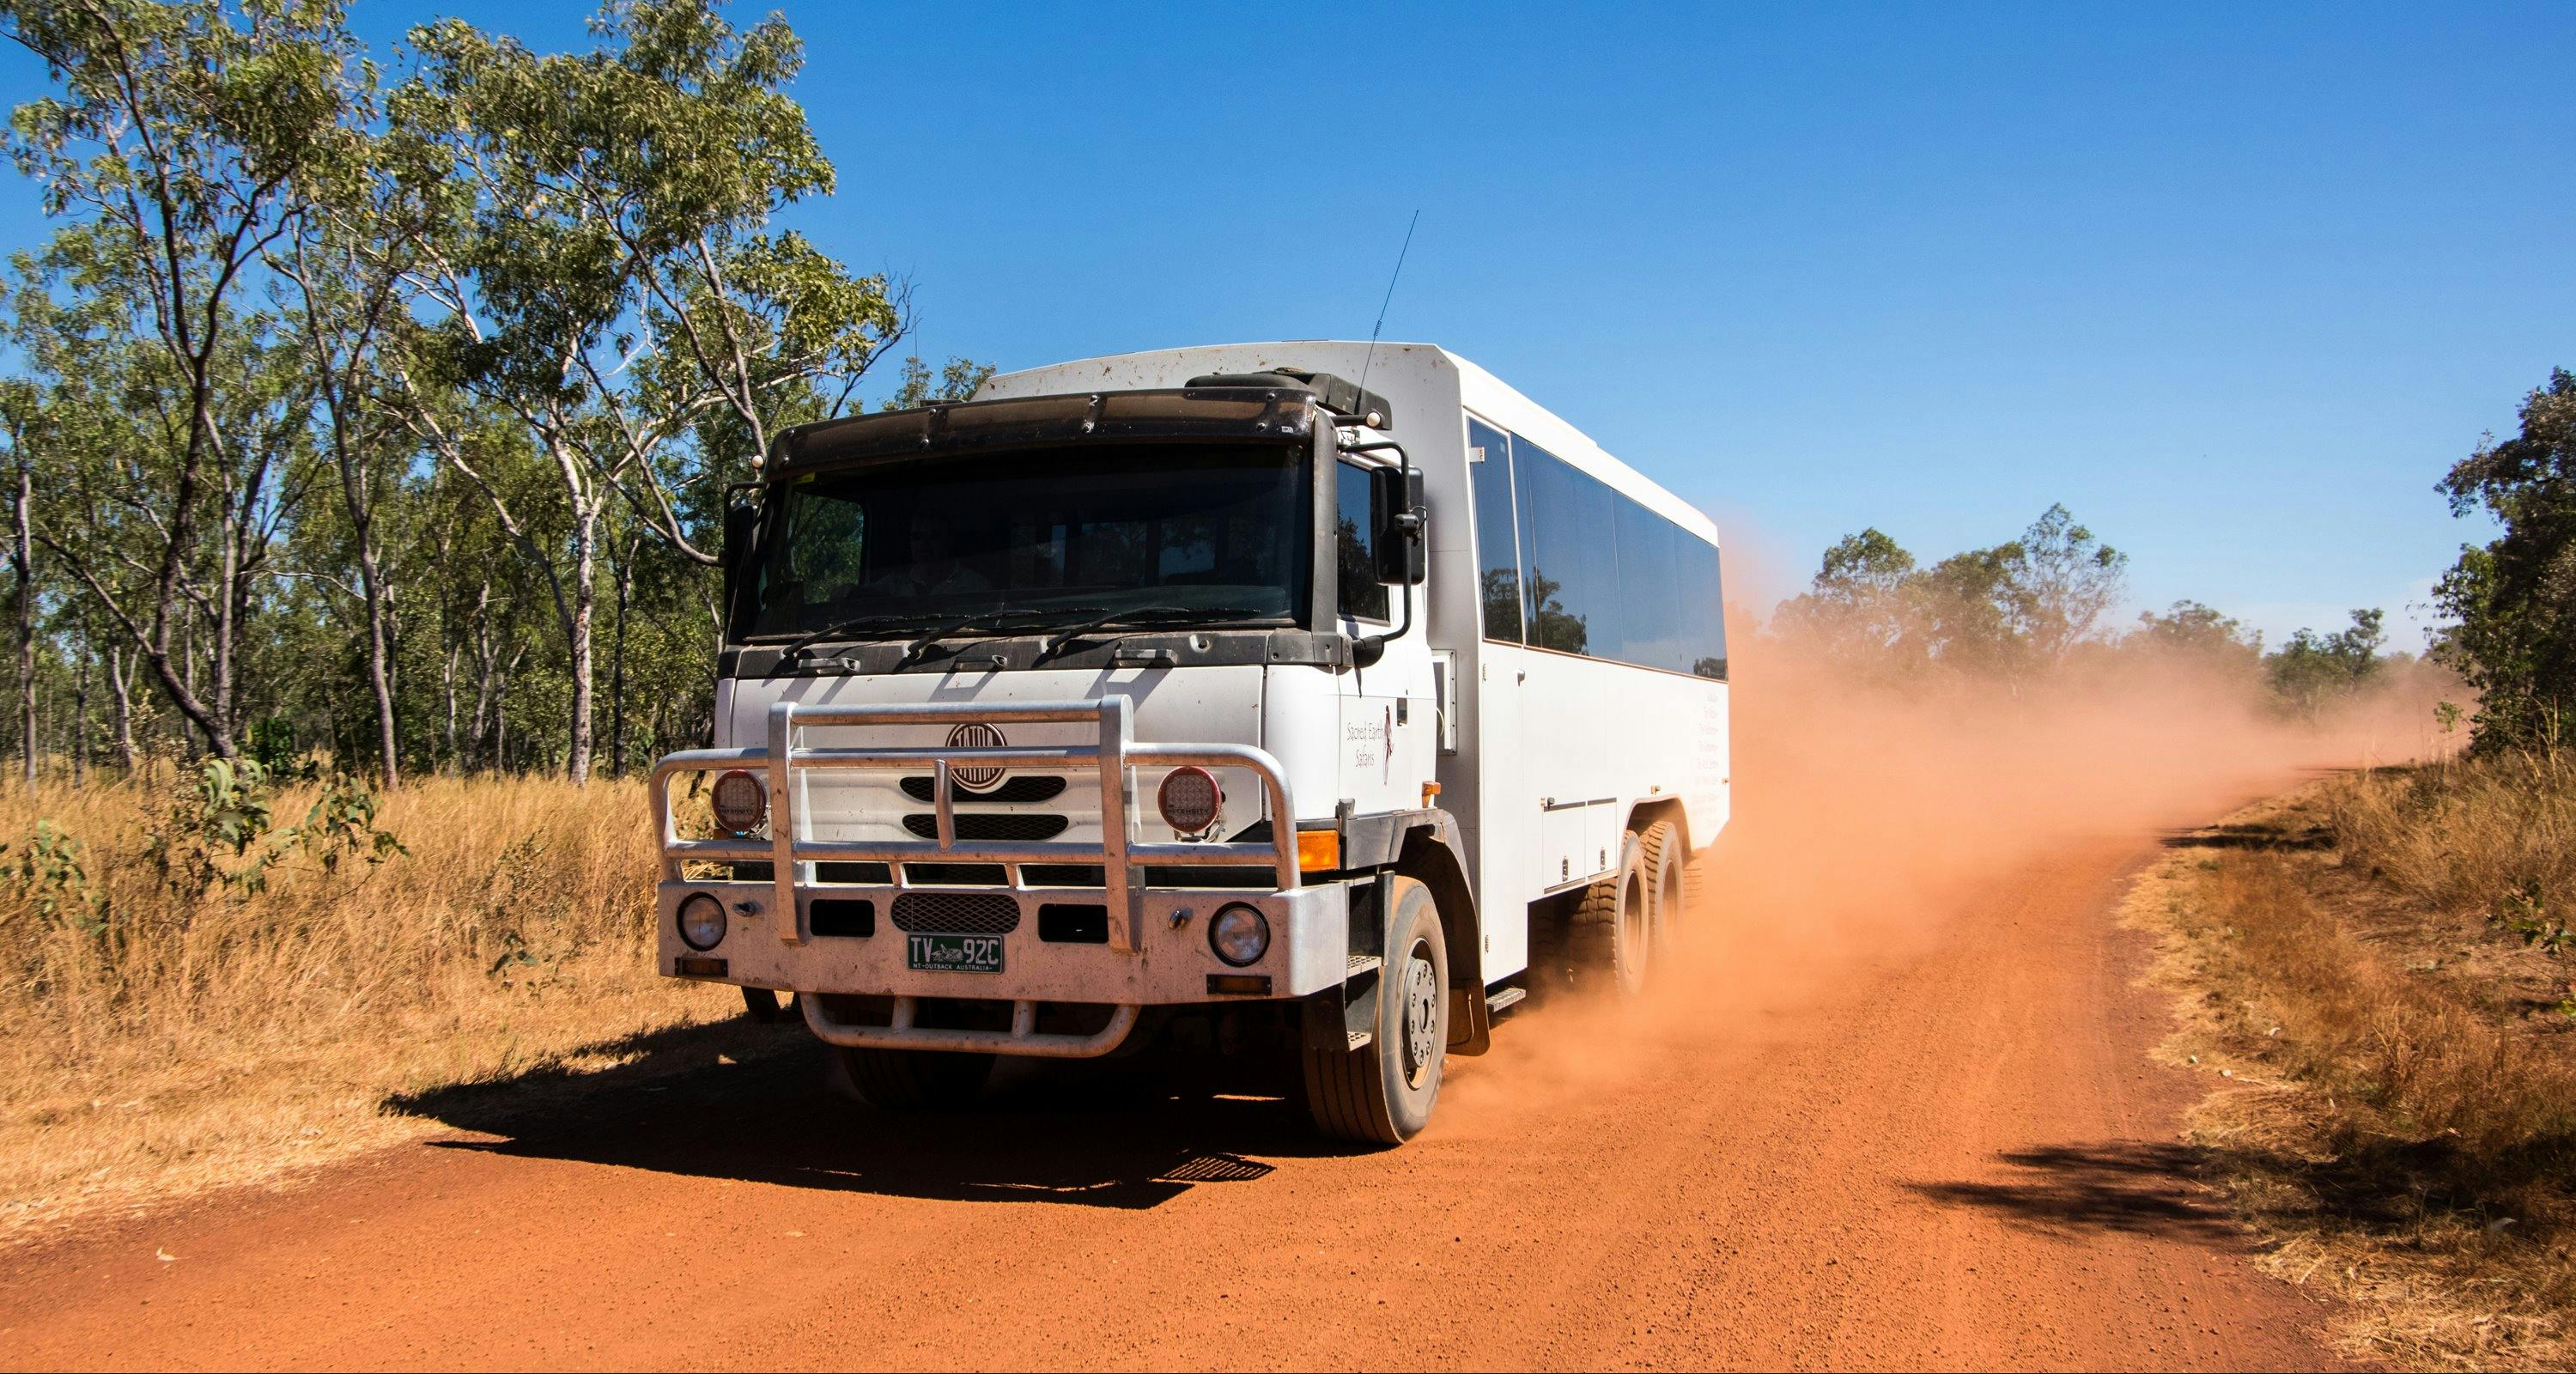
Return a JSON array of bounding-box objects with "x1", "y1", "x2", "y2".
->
[{"x1": 1458, "y1": 398, "x2": 1730, "y2": 972}]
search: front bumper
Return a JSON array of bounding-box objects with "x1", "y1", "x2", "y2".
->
[
  {"x1": 651, "y1": 696, "x2": 1345, "y2": 1059},
  {"x1": 653, "y1": 878, "x2": 1348, "y2": 1004}
]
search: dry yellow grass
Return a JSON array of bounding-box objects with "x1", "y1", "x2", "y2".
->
[
  {"x1": 0, "y1": 770, "x2": 736, "y2": 1243},
  {"x1": 2330, "y1": 748, "x2": 2576, "y2": 940},
  {"x1": 2126, "y1": 755, "x2": 2576, "y2": 1371}
]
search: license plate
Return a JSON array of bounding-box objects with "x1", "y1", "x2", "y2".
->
[{"x1": 907, "y1": 933, "x2": 1005, "y2": 974}]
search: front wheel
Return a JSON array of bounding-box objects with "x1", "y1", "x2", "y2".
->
[{"x1": 1303, "y1": 875, "x2": 1449, "y2": 1146}]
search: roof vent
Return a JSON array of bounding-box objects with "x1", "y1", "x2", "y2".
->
[{"x1": 1184, "y1": 369, "x2": 1393, "y2": 428}]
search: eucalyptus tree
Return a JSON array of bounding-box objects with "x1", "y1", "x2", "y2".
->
[
  {"x1": 266, "y1": 90, "x2": 464, "y2": 783},
  {"x1": 392, "y1": 0, "x2": 899, "y2": 783},
  {"x1": 0, "y1": 0, "x2": 365, "y2": 759},
  {"x1": 0, "y1": 378, "x2": 40, "y2": 786},
  {"x1": 2437, "y1": 368, "x2": 2576, "y2": 750}
]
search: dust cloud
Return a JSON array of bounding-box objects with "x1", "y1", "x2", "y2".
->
[{"x1": 1437, "y1": 593, "x2": 2458, "y2": 1128}]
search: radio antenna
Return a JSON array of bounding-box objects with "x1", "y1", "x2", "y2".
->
[{"x1": 1355, "y1": 209, "x2": 1420, "y2": 409}]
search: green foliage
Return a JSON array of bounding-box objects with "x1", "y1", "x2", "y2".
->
[
  {"x1": 2266, "y1": 609, "x2": 2386, "y2": 721},
  {"x1": 2135, "y1": 599, "x2": 2263, "y2": 666},
  {"x1": 2490, "y1": 880, "x2": 2571, "y2": 958},
  {"x1": 1, "y1": 821, "x2": 106, "y2": 933},
  {"x1": 148, "y1": 757, "x2": 400, "y2": 896},
  {"x1": 290, "y1": 770, "x2": 406, "y2": 873},
  {"x1": 2435, "y1": 368, "x2": 2576, "y2": 752},
  {"x1": 1771, "y1": 506, "x2": 2129, "y2": 681},
  {"x1": 886, "y1": 356, "x2": 997, "y2": 410},
  {"x1": 0, "y1": 1, "x2": 990, "y2": 785},
  {"x1": 149, "y1": 757, "x2": 278, "y2": 895},
  {"x1": 246, "y1": 717, "x2": 300, "y2": 776}
]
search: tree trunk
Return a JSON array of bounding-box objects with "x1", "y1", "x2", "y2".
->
[
  {"x1": 565, "y1": 502, "x2": 598, "y2": 786},
  {"x1": 70, "y1": 652, "x2": 87, "y2": 787},
  {"x1": 441, "y1": 641, "x2": 459, "y2": 775},
  {"x1": 358, "y1": 538, "x2": 398, "y2": 783},
  {"x1": 13, "y1": 453, "x2": 32, "y2": 792},
  {"x1": 469, "y1": 587, "x2": 500, "y2": 773},
  {"x1": 108, "y1": 644, "x2": 135, "y2": 774},
  {"x1": 609, "y1": 533, "x2": 637, "y2": 778},
  {"x1": 214, "y1": 520, "x2": 240, "y2": 748}
]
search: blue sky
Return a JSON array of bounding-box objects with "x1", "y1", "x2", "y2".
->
[{"x1": 5, "y1": 2, "x2": 2570, "y2": 650}]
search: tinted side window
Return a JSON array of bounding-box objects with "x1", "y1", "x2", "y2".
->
[
  {"x1": 1334, "y1": 459, "x2": 1388, "y2": 621},
  {"x1": 1610, "y1": 495, "x2": 1684, "y2": 671},
  {"x1": 1680, "y1": 536, "x2": 1728, "y2": 678},
  {"x1": 1511, "y1": 437, "x2": 1619, "y2": 656},
  {"x1": 1467, "y1": 420, "x2": 1521, "y2": 641}
]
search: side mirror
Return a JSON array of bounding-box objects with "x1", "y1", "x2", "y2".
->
[
  {"x1": 1369, "y1": 465, "x2": 1426, "y2": 586},
  {"x1": 720, "y1": 489, "x2": 762, "y2": 628},
  {"x1": 723, "y1": 500, "x2": 760, "y2": 568}
]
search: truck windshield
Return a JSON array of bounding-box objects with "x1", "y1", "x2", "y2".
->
[{"x1": 738, "y1": 442, "x2": 1310, "y2": 641}]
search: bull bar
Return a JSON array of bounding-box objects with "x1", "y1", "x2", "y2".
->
[{"x1": 650, "y1": 696, "x2": 1302, "y2": 1058}]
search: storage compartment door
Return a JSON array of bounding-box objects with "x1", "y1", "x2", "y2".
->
[{"x1": 1537, "y1": 797, "x2": 1615, "y2": 892}]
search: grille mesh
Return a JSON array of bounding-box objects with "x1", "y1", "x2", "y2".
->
[
  {"x1": 899, "y1": 775, "x2": 1068, "y2": 804},
  {"x1": 902, "y1": 812, "x2": 1070, "y2": 842},
  {"x1": 890, "y1": 891, "x2": 1021, "y2": 935}
]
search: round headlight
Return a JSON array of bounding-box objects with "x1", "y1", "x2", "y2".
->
[
  {"x1": 1157, "y1": 765, "x2": 1223, "y2": 836},
  {"x1": 1207, "y1": 903, "x2": 1270, "y2": 967},
  {"x1": 711, "y1": 769, "x2": 767, "y2": 836},
  {"x1": 677, "y1": 891, "x2": 727, "y2": 951}
]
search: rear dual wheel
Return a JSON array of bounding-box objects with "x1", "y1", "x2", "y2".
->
[
  {"x1": 1638, "y1": 819, "x2": 1687, "y2": 939},
  {"x1": 1304, "y1": 875, "x2": 1449, "y2": 1146},
  {"x1": 1543, "y1": 818, "x2": 1690, "y2": 998}
]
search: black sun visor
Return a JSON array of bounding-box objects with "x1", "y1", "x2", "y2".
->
[{"x1": 771, "y1": 386, "x2": 1324, "y2": 473}]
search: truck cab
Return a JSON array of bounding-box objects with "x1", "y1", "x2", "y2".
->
[{"x1": 652, "y1": 342, "x2": 1728, "y2": 1145}]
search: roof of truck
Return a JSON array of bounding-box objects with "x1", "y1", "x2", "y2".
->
[{"x1": 979, "y1": 342, "x2": 1720, "y2": 548}]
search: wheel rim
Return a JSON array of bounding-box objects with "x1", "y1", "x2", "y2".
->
[{"x1": 1400, "y1": 939, "x2": 1441, "y2": 1086}]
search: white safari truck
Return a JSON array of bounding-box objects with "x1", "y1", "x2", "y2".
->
[{"x1": 652, "y1": 343, "x2": 1728, "y2": 1144}]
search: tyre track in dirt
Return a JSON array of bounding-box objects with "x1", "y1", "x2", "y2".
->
[{"x1": 0, "y1": 821, "x2": 2348, "y2": 1371}]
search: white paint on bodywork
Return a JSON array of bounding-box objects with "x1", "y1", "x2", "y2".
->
[{"x1": 976, "y1": 341, "x2": 1732, "y2": 983}]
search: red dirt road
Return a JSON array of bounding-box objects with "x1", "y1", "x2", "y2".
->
[{"x1": 0, "y1": 830, "x2": 2344, "y2": 1371}]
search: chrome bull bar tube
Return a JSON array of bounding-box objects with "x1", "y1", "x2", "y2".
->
[
  {"x1": 801, "y1": 994, "x2": 1143, "y2": 1060},
  {"x1": 648, "y1": 696, "x2": 1301, "y2": 960}
]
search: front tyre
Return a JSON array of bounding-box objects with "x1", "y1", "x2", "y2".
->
[{"x1": 1303, "y1": 875, "x2": 1449, "y2": 1146}]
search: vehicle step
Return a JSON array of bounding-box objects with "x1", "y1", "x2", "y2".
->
[
  {"x1": 1346, "y1": 953, "x2": 1382, "y2": 977},
  {"x1": 1485, "y1": 987, "x2": 1528, "y2": 1016}
]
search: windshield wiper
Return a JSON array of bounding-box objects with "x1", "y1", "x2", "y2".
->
[
  {"x1": 1033, "y1": 605, "x2": 1276, "y2": 664},
  {"x1": 762, "y1": 611, "x2": 956, "y2": 675},
  {"x1": 890, "y1": 607, "x2": 1099, "y2": 672}
]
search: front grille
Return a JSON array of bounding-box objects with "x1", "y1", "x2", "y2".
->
[
  {"x1": 899, "y1": 775, "x2": 1068, "y2": 804},
  {"x1": 902, "y1": 813, "x2": 1070, "y2": 842},
  {"x1": 890, "y1": 891, "x2": 1021, "y2": 935}
]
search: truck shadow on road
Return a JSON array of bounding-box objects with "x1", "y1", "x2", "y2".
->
[
  {"x1": 389, "y1": 1015, "x2": 1343, "y2": 1210},
  {"x1": 1906, "y1": 1142, "x2": 2249, "y2": 1241}
]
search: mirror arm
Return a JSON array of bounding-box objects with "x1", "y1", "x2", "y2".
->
[{"x1": 1341, "y1": 438, "x2": 1419, "y2": 669}]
